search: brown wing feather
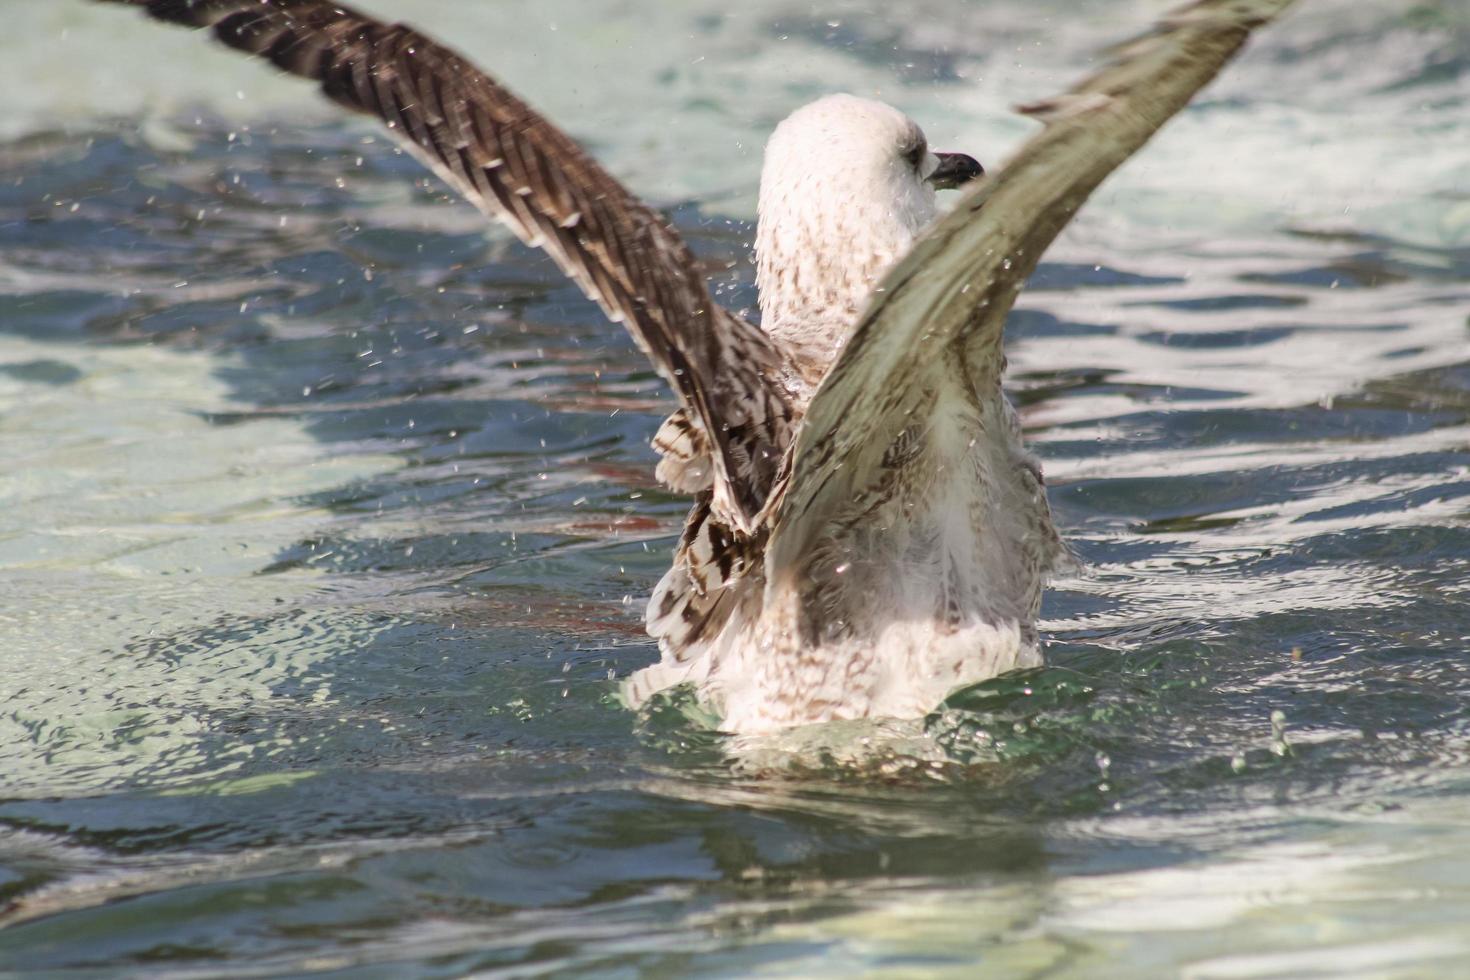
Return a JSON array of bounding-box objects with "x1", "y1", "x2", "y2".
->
[
  {"x1": 645, "y1": 493, "x2": 761, "y2": 663},
  {"x1": 766, "y1": 0, "x2": 1299, "y2": 574},
  {"x1": 98, "y1": 0, "x2": 792, "y2": 530}
]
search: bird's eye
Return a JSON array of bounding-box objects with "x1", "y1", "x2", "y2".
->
[{"x1": 904, "y1": 140, "x2": 927, "y2": 171}]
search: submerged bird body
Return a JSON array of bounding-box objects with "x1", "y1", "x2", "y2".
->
[
  {"x1": 633, "y1": 95, "x2": 1059, "y2": 733},
  {"x1": 97, "y1": 0, "x2": 1297, "y2": 735},
  {"x1": 639, "y1": 376, "x2": 1056, "y2": 734}
]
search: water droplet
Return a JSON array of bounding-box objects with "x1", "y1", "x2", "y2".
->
[{"x1": 1270, "y1": 709, "x2": 1291, "y2": 757}]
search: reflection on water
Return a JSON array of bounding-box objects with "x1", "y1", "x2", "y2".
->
[{"x1": 1, "y1": 0, "x2": 1468, "y2": 975}]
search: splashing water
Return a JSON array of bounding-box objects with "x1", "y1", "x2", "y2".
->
[{"x1": 1, "y1": 0, "x2": 1469, "y2": 975}]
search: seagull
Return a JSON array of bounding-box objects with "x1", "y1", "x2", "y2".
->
[{"x1": 97, "y1": 0, "x2": 1297, "y2": 734}]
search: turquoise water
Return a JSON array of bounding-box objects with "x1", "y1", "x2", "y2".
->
[{"x1": 2, "y1": 0, "x2": 1469, "y2": 975}]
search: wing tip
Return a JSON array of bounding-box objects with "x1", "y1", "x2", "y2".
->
[
  {"x1": 1158, "y1": 0, "x2": 1290, "y2": 30},
  {"x1": 1016, "y1": 0, "x2": 1295, "y2": 125}
]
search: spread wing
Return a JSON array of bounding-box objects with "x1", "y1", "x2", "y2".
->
[
  {"x1": 765, "y1": 0, "x2": 1298, "y2": 572},
  {"x1": 97, "y1": 0, "x2": 792, "y2": 531}
]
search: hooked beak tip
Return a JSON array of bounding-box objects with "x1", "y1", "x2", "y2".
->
[{"x1": 927, "y1": 151, "x2": 984, "y2": 190}]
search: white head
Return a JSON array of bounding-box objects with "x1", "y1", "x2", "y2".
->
[{"x1": 754, "y1": 94, "x2": 982, "y2": 376}]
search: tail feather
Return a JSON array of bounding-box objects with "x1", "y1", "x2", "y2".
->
[
  {"x1": 631, "y1": 491, "x2": 762, "y2": 706},
  {"x1": 652, "y1": 409, "x2": 714, "y2": 493}
]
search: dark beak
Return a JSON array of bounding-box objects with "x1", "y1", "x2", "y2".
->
[{"x1": 927, "y1": 152, "x2": 984, "y2": 190}]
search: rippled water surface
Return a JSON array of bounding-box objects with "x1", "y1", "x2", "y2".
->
[{"x1": 2, "y1": 0, "x2": 1469, "y2": 975}]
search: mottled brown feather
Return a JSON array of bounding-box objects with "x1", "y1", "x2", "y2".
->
[{"x1": 97, "y1": 0, "x2": 793, "y2": 532}]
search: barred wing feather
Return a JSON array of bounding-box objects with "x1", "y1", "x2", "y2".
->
[{"x1": 98, "y1": 0, "x2": 792, "y2": 531}]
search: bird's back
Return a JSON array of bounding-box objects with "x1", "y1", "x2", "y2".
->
[{"x1": 629, "y1": 322, "x2": 1061, "y2": 732}]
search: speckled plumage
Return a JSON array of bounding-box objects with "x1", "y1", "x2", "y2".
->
[
  {"x1": 100, "y1": 0, "x2": 1298, "y2": 734},
  {"x1": 630, "y1": 94, "x2": 1063, "y2": 731}
]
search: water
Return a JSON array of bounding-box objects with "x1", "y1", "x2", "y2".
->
[{"x1": 1, "y1": 0, "x2": 1468, "y2": 975}]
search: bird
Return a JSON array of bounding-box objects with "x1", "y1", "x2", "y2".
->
[{"x1": 94, "y1": 0, "x2": 1297, "y2": 734}]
